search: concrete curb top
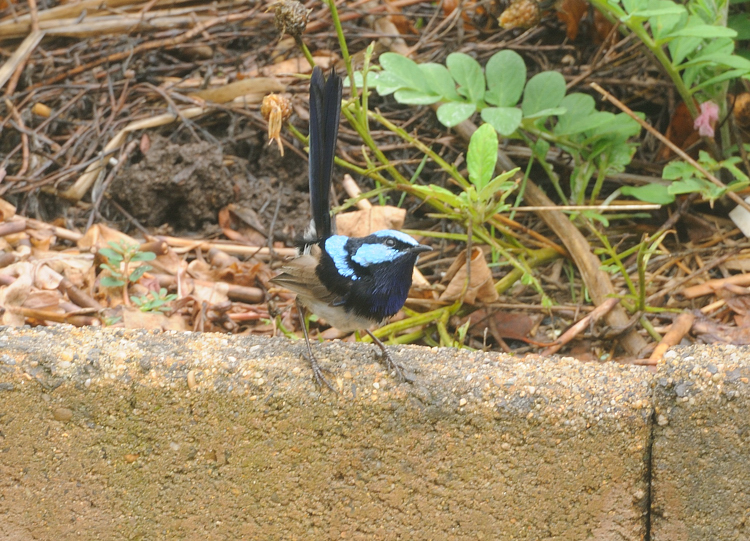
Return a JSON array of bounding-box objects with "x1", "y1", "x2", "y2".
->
[{"x1": 0, "y1": 325, "x2": 747, "y2": 540}]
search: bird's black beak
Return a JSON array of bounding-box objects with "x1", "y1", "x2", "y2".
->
[{"x1": 410, "y1": 244, "x2": 433, "y2": 254}]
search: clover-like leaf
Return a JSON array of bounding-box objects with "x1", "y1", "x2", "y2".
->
[
  {"x1": 446, "y1": 53, "x2": 485, "y2": 103},
  {"x1": 436, "y1": 102, "x2": 476, "y2": 127},
  {"x1": 420, "y1": 63, "x2": 460, "y2": 101},
  {"x1": 485, "y1": 50, "x2": 526, "y2": 107},
  {"x1": 394, "y1": 89, "x2": 442, "y2": 104},
  {"x1": 521, "y1": 71, "x2": 566, "y2": 117},
  {"x1": 481, "y1": 107, "x2": 523, "y2": 136},
  {"x1": 378, "y1": 53, "x2": 429, "y2": 94}
]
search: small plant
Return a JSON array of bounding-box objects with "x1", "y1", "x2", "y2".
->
[
  {"x1": 622, "y1": 149, "x2": 750, "y2": 204},
  {"x1": 131, "y1": 288, "x2": 178, "y2": 313},
  {"x1": 371, "y1": 51, "x2": 641, "y2": 206},
  {"x1": 590, "y1": 0, "x2": 750, "y2": 199},
  {"x1": 411, "y1": 123, "x2": 518, "y2": 227},
  {"x1": 98, "y1": 240, "x2": 157, "y2": 305}
]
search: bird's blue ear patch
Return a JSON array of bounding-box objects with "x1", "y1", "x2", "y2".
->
[
  {"x1": 324, "y1": 235, "x2": 358, "y2": 280},
  {"x1": 351, "y1": 244, "x2": 401, "y2": 267}
]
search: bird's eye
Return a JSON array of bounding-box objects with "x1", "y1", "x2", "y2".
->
[{"x1": 385, "y1": 238, "x2": 396, "y2": 247}]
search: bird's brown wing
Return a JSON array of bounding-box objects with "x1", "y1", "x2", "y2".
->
[{"x1": 269, "y1": 253, "x2": 340, "y2": 305}]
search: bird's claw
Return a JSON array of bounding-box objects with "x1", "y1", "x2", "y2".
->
[{"x1": 305, "y1": 351, "x2": 338, "y2": 393}]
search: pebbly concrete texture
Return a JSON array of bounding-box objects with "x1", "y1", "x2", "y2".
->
[
  {"x1": 651, "y1": 345, "x2": 750, "y2": 541},
  {"x1": 0, "y1": 326, "x2": 653, "y2": 540}
]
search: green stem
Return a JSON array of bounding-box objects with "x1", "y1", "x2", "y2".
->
[
  {"x1": 294, "y1": 36, "x2": 316, "y2": 69},
  {"x1": 494, "y1": 247, "x2": 560, "y2": 294},
  {"x1": 326, "y1": 0, "x2": 359, "y2": 114},
  {"x1": 369, "y1": 110, "x2": 470, "y2": 188},
  {"x1": 640, "y1": 314, "x2": 662, "y2": 342},
  {"x1": 365, "y1": 301, "x2": 463, "y2": 341}
]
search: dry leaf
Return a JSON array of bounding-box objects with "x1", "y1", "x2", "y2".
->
[
  {"x1": 335, "y1": 206, "x2": 406, "y2": 238},
  {"x1": 192, "y1": 281, "x2": 230, "y2": 305},
  {"x1": 439, "y1": 247, "x2": 499, "y2": 304},
  {"x1": 122, "y1": 307, "x2": 188, "y2": 331},
  {"x1": 78, "y1": 223, "x2": 138, "y2": 252},
  {"x1": 22, "y1": 290, "x2": 63, "y2": 310},
  {"x1": 190, "y1": 78, "x2": 285, "y2": 104},
  {"x1": 0, "y1": 264, "x2": 32, "y2": 326},
  {"x1": 218, "y1": 204, "x2": 267, "y2": 246},
  {"x1": 732, "y1": 92, "x2": 750, "y2": 129},
  {"x1": 593, "y1": 10, "x2": 615, "y2": 43},
  {"x1": 555, "y1": 0, "x2": 588, "y2": 40},
  {"x1": 0, "y1": 198, "x2": 16, "y2": 221},
  {"x1": 466, "y1": 308, "x2": 536, "y2": 342},
  {"x1": 661, "y1": 101, "x2": 700, "y2": 159}
]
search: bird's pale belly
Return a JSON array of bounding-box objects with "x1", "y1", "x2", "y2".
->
[{"x1": 297, "y1": 295, "x2": 378, "y2": 333}]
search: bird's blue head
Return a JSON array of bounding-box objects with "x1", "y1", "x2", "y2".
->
[{"x1": 320, "y1": 230, "x2": 431, "y2": 320}]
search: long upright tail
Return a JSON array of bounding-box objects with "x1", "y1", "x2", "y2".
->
[{"x1": 308, "y1": 66, "x2": 342, "y2": 241}]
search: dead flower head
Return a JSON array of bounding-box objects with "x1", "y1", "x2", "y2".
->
[
  {"x1": 261, "y1": 94, "x2": 293, "y2": 156},
  {"x1": 270, "y1": 0, "x2": 310, "y2": 39}
]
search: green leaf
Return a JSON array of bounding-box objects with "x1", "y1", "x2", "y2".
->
[
  {"x1": 523, "y1": 106, "x2": 567, "y2": 120},
  {"x1": 729, "y1": 13, "x2": 750, "y2": 40},
  {"x1": 669, "y1": 35, "x2": 704, "y2": 65},
  {"x1": 478, "y1": 168, "x2": 519, "y2": 203},
  {"x1": 668, "y1": 177, "x2": 707, "y2": 194},
  {"x1": 98, "y1": 248, "x2": 123, "y2": 262},
  {"x1": 622, "y1": 0, "x2": 648, "y2": 14},
  {"x1": 467, "y1": 123, "x2": 498, "y2": 190},
  {"x1": 485, "y1": 50, "x2": 526, "y2": 107},
  {"x1": 420, "y1": 63, "x2": 460, "y2": 101},
  {"x1": 554, "y1": 93, "x2": 596, "y2": 134},
  {"x1": 446, "y1": 53, "x2": 485, "y2": 103},
  {"x1": 662, "y1": 161, "x2": 696, "y2": 180},
  {"x1": 375, "y1": 71, "x2": 410, "y2": 95},
  {"x1": 650, "y1": 1, "x2": 687, "y2": 41},
  {"x1": 411, "y1": 184, "x2": 465, "y2": 209},
  {"x1": 621, "y1": 184, "x2": 675, "y2": 204},
  {"x1": 668, "y1": 25, "x2": 737, "y2": 39},
  {"x1": 557, "y1": 111, "x2": 615, "y2": 136},
  {"x1": 343, "y1": 71, "x2": 379, "y2": 89},
  {"x1": 394, "y1": 89, "x2": 442, "y2": 105},
  {"x1": 587, "y1": 112, "x2": 641, "y2": 139},
  {"x1": 129, "y1": 264, "x2": 152, "y2": 283},
  {"x1": 131, "y1": 251, "x2": 156, "y2": 262},
  {"x1": 678, "y1": 52, "x2": 750, "y2": 71},
  {"x1": 481, "y1": 107, "x2": 523, "y2": 136},
  {"x1": 100, "y1": 275, "x2": 126, "y2": 288},
  {"x1": 436, "y1": 102, "x2": 476, "y2": 127},
  {"x1": 379, "y1": 53, "x2": 429, "y2": 92},
  {"x1": 625, "y1": 6, "x2": 685, "y2": 19},
  {"x1": 691, "y1": 69, "x2": 748, "y2": 92},
  {"x1": 521, "y1": 71, "x2": 566, "y2": 116},
  {"x1": 722, "y1": 160, "x2": 750, "y2": 182}
]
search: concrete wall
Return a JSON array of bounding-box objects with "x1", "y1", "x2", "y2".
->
[
  {"x1": 651, "y1": 347, "x2": 750, "y2": 541},
  {"x1": 0, "y1": 326, "x2": 746, "y2": 540}
]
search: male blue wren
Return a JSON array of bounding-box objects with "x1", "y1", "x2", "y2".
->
[{"x1": 271, "y1": 67, "x2": 431, "y2": 389}]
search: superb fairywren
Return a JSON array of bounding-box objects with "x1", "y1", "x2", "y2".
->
[{"x1": 271, "y1": 67, "x2": 431, "y2": 389}]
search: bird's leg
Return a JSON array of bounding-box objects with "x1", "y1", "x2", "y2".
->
[
  {"x1": 365, "y1": 329, "x2": 410, "y2": 382},
  {"x1": 296, "y1": 299, "x2": 337, "y2": 392}
]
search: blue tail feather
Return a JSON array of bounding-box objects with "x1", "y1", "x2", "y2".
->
[{"x1": 308, "y1": 67, "x2": 342, "y2": 241}]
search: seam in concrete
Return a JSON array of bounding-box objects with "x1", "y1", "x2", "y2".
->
[{"x1": 645, "y1": 408, "x2": 656, "y2": 541}]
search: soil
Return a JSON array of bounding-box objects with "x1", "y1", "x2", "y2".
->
[{"x1": 111, "y1": 131, "x2": 312, "y2": 240}]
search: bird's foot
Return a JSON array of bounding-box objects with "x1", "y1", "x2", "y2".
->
[
  {"x1": 366, "y1": 330, "x2": 413, "y2": 383},
  {"x1": 304, "y1": 350, "x2": 338, "y2": 392}
]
